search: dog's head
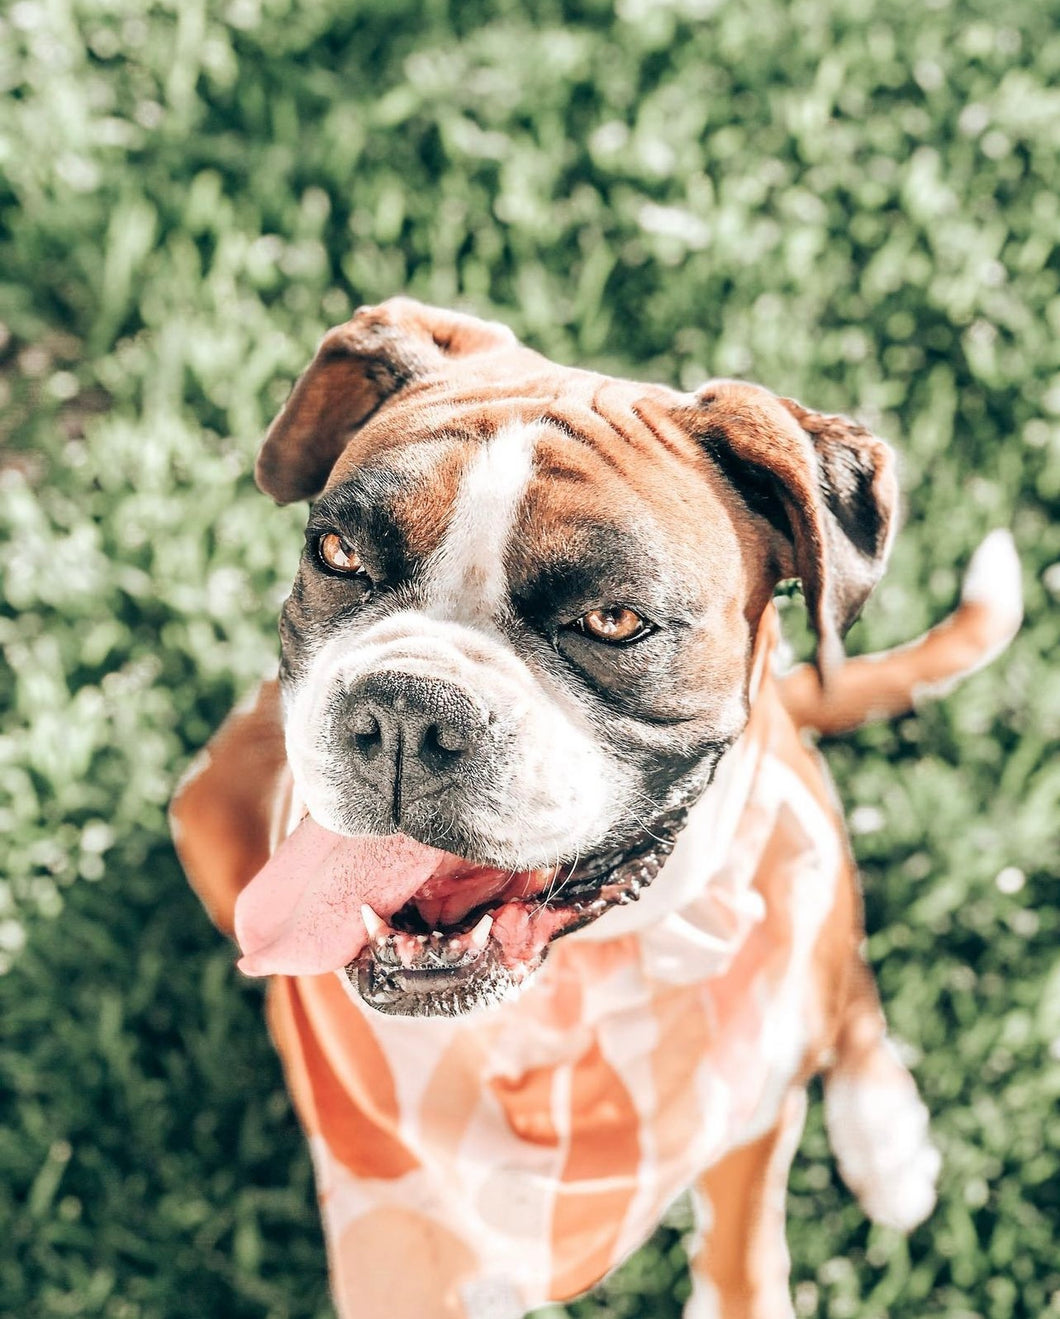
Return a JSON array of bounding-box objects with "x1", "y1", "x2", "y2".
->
[{"x1": 236, "y1": 298, "x2": 896, "y2": 1015}]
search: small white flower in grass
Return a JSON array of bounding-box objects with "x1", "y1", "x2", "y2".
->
[
  {"x1": 81, "y1": 821, "x2": 114, "y2": 854},
  {"x1": 1010, "y1": 909, "x2": 1040, "y2": 938},
  {"x1": 995, "y1": 865, "x2": 1025, "y2": 895},
  {"x1": 0, "y1": 920, "x2": 26, "y2": 954},
  {"x1": 849, "y1": 805, "x2": 885, "y2": 835}
]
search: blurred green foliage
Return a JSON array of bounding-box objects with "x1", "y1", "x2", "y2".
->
[{"x1": 1, "y1": 0, "x2": 1058, "y2": 1316}]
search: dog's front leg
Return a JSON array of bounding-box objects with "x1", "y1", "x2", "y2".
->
[{"x1": 684, "y1": 1088, "x2": 807, "y2": 1319}]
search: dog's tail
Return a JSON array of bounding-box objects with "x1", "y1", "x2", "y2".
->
[
  {"x1": 823, "y1": 960, "x2": 941, "y2": 1231},
  {"x1": 780, "y1": 529, "x2": 1022, "y2": 736}
]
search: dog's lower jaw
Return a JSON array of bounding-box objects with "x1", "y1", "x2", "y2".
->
[
  {"x1": 346, "y1": 801, "x2": 692, "y2": 1017},
  {"x1": 352, "y1": 940, "x2": 537, "y2": 1017}
]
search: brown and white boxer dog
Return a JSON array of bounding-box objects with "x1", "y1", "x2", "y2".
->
[{"x1": 170, "y1": 299, "x2": 1021, "y2": 1319}]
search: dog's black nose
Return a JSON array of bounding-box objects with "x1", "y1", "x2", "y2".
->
[{"x1": 345, "y1": 671, "x2": 489, "y2": 816}]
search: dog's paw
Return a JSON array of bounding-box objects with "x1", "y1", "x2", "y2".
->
[{"x1": 824, "y1": 1065, "x2": 941, "y2": 1233}]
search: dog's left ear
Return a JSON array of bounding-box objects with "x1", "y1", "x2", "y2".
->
[
  {"x1": 255, "y1": 298, "x2": 518, "y2": 504},
  {"x1": 675, "y1": 380, "x2": 898, "y2": 678}
]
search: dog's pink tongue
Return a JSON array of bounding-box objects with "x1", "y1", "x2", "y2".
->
[{"x1": 234, "y1": 818, "x2": 445, "y2": 977}]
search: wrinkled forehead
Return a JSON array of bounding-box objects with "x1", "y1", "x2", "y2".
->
[{"x1": 318, "y1": 385, "x2": 756, "y2": 609}]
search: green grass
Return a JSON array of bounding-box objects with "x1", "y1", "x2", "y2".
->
[{"x1": 2, "y1": 1, "x2": 1059, "y2": 1316}]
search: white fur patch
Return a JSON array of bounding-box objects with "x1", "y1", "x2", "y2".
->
[
  {"x1": 961, "y1": 527, "x2": 1022, "y2": 618},
  {"x1": 683, "y1": 1272, "x2": 723, "y2": 1319},
  {"x1": 459, "y1": 1276, "x2": 526, "y2": 1319},
  {"x1": 424, "y1": 420, "x2": 541, "y2": 622},
  {"x1": 910, "y1": 529, "x2": 1022, "y2": 705},
  {"x1": 683, "y1": 1192, "x2": 722, "y2": 1319},
  {"x1": 824, "y1": 1045, "x2": 940, "y2": 1233}
]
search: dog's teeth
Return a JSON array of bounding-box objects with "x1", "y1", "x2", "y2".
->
[
  {"x1": 366, "y1": 929, "x2": 400, "y2": 967},
  {"x1": 361, "y1": 904, "x2": 386, "y2": 941},
  {"x1": 590, "y1": 898, "x2": 609, "y2": 913},
  {"x1": 416, "y1": 933, "x2": 428, "y2": 946},
  {"x1": 468, "y1": 913, "x2": 494, "y2": 951},
  {"x1": 448, "y1": 937, "x2": 463, "y2": 953}
]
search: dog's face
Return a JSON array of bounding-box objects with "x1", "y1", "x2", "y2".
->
[{"x1": 247, "y1": 299, "x2": 896, "y2": 1016}]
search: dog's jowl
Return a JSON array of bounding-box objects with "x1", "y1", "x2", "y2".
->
[{"x1": 171, "y1": 298, "x2": 1021, "y2": 1319}]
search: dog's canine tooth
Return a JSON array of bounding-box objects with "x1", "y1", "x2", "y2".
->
[
  {"x1": 468, "y1": 913, "x2": 493, "y2": 951},
  {"x1": 360, "y1": 904, "x2": 386, "y2": 941}
]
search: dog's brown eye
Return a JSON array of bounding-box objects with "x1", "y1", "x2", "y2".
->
[
  {"x1": 576, "y1": 607, "x2": 653, "y2": 645},
  {"x1": 318, "y1": 532, "x2": 363, "y2": 574}
]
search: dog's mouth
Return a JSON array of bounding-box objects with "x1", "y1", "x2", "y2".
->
[
  {"x1": 351, "y1": 821, "x2": 687, "y2": 1015},
  {"x1": 233, "y1": 812, "x2": 686, "y2": 1017}
]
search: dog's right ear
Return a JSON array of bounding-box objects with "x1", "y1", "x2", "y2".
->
[
  {"x1": 672, "y1": 380, "x2": 898, "y2": 681},
  {"x1": 255, "y1": 297, "x2": 518, "y2": 504}
]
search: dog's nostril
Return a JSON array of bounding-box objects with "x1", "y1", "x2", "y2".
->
[
  {"x1": 350, "y1": 706, "x2": 378, "y2": 737},
  {"x1": 352, "y1": 712, "x2": 383, "y2": 761},
  {"x1": 432, "y1": 720, "x2": 468, "y2": 755},
  {"x1": 419, "y1": 721, "x2": 468, "y2": 771}
]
